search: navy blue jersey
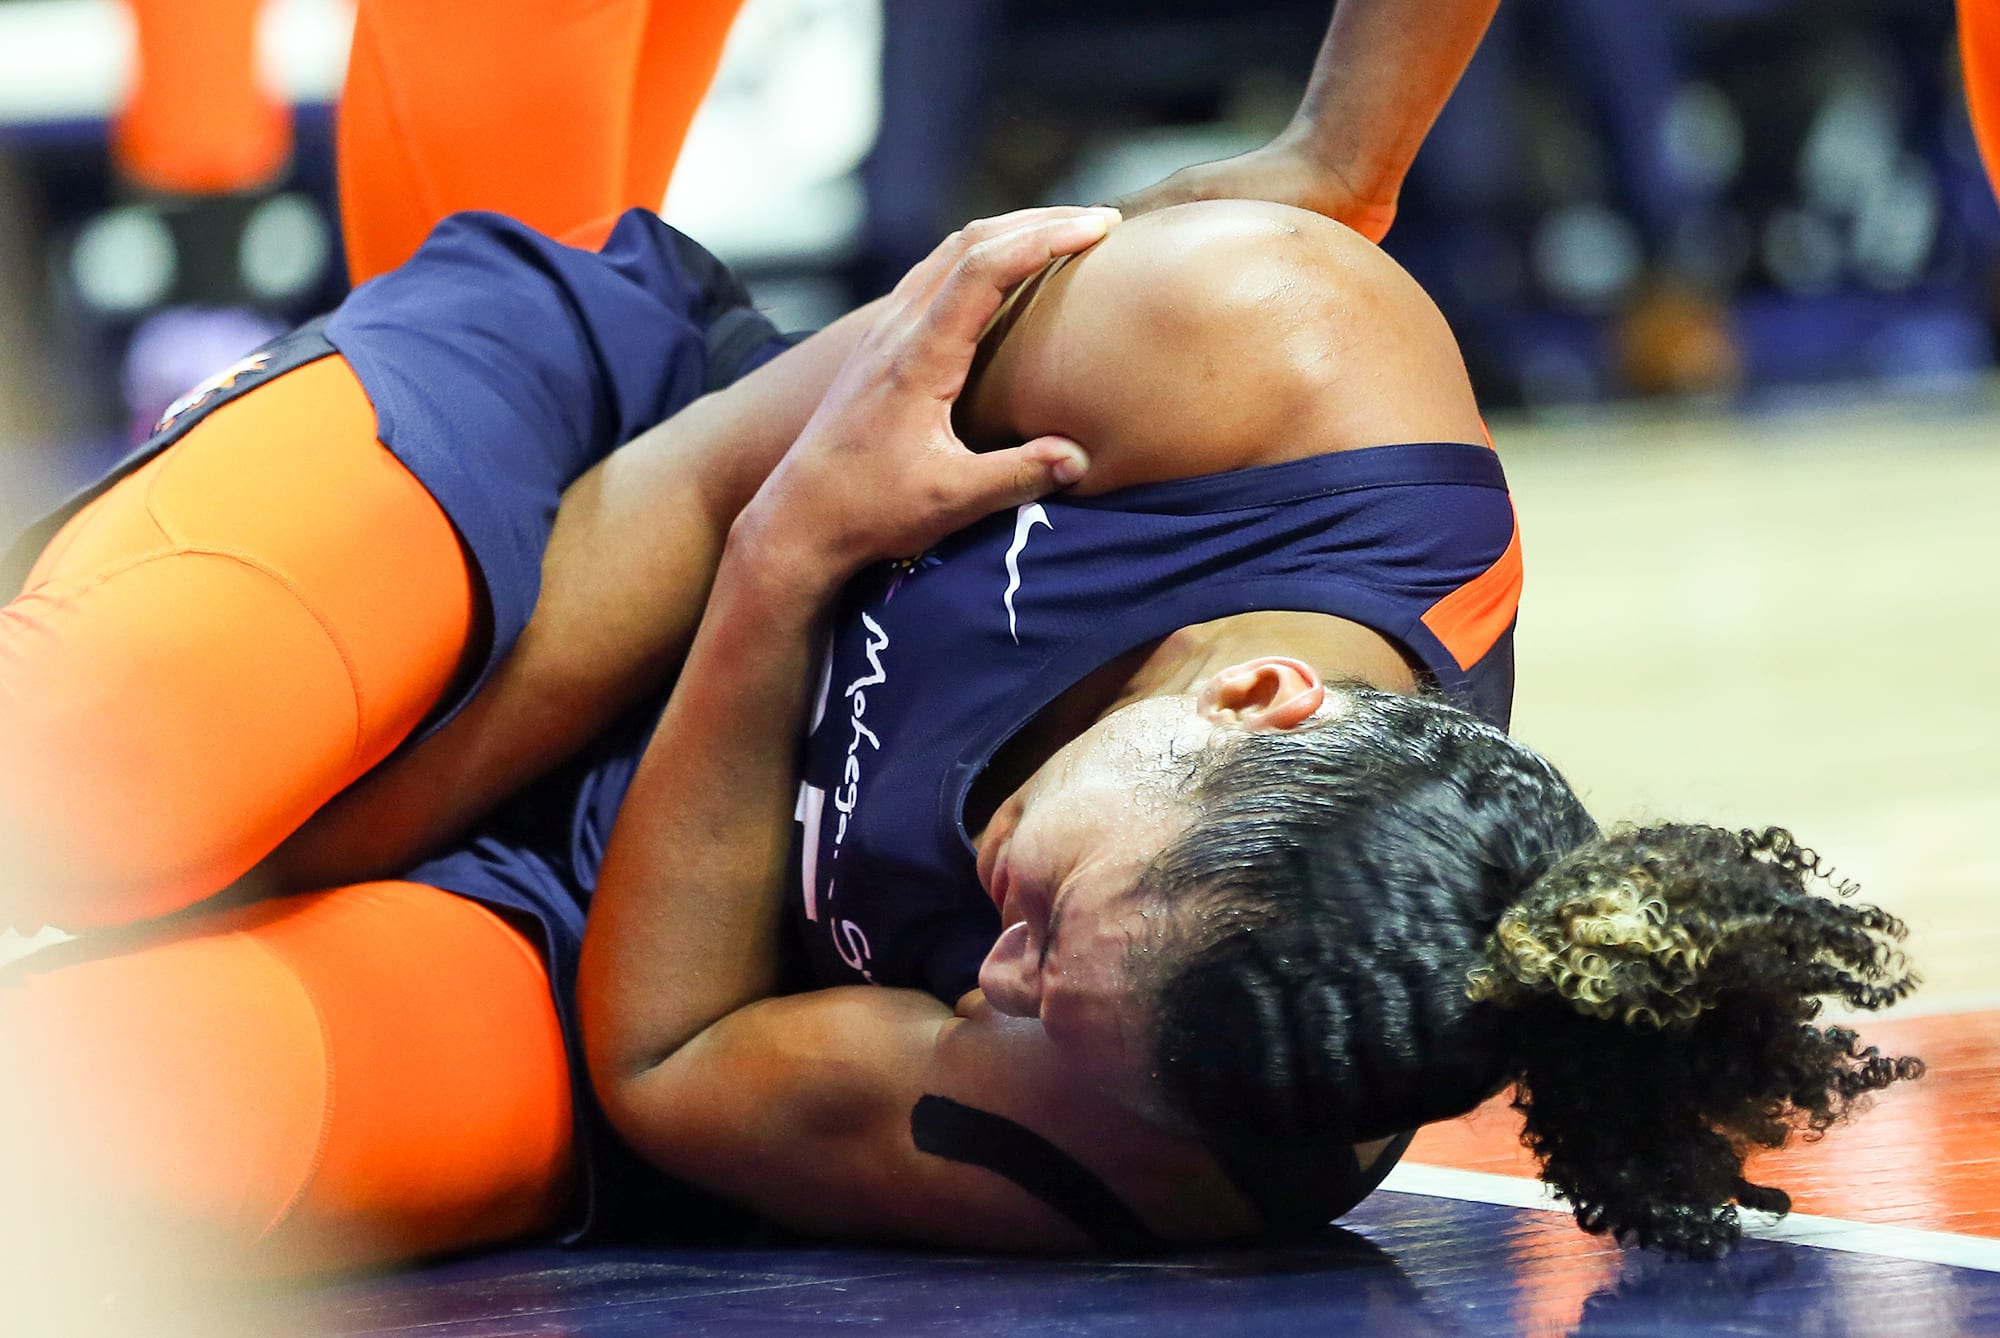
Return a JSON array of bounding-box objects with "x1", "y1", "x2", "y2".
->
[
  {"x1": 428, "y1": 442, "x2": 1520, "y2": 1047},
  {"x1": 5, "y1": 208, "x2": 792, "y2": 741},
  {"x1": 790, "y1": 443, "x2": 1520, "y2": 1005}
]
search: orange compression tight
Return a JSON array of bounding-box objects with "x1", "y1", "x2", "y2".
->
[
  {"x1": 0, "y1": 356, "x2": 475, "y2": 930},
  {"x1": 337, "y1": 0, "x2": 748, "y2": 284},
  {"x1": 0, "y1": 881, "x2": 574, "y2": 1278}
]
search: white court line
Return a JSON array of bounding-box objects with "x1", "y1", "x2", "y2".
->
[{"x1": 1381, "y1": 1162, "x2": 2000, "y2": 1274}]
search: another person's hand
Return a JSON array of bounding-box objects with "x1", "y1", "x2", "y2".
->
[
  {"x1": 1111, "y1": 134, "x2": 1398, "y2": 243},
  {"x1": 737, "y1": 206, "x2": 1118, "y2": 580}
]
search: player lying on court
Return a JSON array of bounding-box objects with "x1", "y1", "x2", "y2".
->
[
  {"x1": 0, "y1": 198, "x2": 1920, "y2": 1274},
  {"x1": 570, "y1": 205, "x2": 1924, "y2": 1258}
]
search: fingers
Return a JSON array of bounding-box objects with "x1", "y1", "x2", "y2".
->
[
  {"x1": 1106, "y1": 175, "x2": 1188, "y2": 220},
  {"x1": 908, "y1": 208, "x2": 1120, "y2": 366},
  {"x1": 885, "y1": 205, "x2": 1115, "y2": 311},
  {"x1": 884, "y1": 207, "x2": 1119, "y2": 355},
  {"x1": 940, "y1": 435, "x2": 1089, "y2": 532}
]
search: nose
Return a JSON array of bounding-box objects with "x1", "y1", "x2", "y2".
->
[{"x1": 977, "y1": 920, "x2": 1044, "y2": 1017}]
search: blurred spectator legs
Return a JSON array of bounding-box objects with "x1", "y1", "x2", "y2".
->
[
  {"x1": 84, "y1": 0, "x2": 305, "y2": 440},
  {"x1": 1965, "y1": 0, "x2": 2000, "y2": 201},
  {"x1": 114, "y1": 0, "x2": 290, "y2": 197}
]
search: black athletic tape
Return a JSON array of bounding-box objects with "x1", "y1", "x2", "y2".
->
[
  {"x1": 1206, "y1": 1127, "x2": 1418, "y2": 1235},
  {"x1": 909, "y1": 1095, "x2": 1166, "y2": 1254}
]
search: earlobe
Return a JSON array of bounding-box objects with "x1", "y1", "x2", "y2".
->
[{"x1": 1197, "y1": 656, "x2": 1325, "y2": 731}]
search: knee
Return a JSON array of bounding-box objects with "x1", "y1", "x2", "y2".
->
[{"x1": 0, "y1": 931, "x2": 331, "y2": 1280}]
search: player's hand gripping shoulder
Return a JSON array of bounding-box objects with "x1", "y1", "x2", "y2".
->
[
  {"x1": 729, "y1": 206, "x2": 1117, "y2": 593},
  {"x1": 584, "y1": 207, "x2": 1281, "y2": 1254}
]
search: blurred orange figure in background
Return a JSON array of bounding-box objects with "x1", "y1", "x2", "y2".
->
[
  {"x1": 1963, "y1": 0, "x2": 2000, "y2": 202},
  {"x1": 337, "y1": 0, "x2": 747, "y2": 283},
  {"x1": 113, "y1": 0, "x2": 291, "y2": 197}
]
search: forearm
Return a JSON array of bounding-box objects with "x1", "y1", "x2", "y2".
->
[
  {"x1": 580, "y1": 202, "x2": 1113, "y2": 1143},
  {"x1": 578, "y1": 518, "x2": 840, "y2": 1087},
  {"x1": 1287, "y1": 0, "x2": 1501, "y2": 200},
  {"x1": 264, "y1": 302, "x2": 883, "y2": 889}
]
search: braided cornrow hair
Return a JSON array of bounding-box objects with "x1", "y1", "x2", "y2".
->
[{"x1": 1139, "y1": 689, "x2": 1921, "y2": 1256}]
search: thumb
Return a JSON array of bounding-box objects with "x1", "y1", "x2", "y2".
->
[{"x1": 956, "y1": 435, "x2": 1089, "y2": 517}]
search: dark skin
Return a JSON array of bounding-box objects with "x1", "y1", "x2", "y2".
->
[
  {"x1": 241, "y1": 1, "x2": 1509, "y2": 1238},
  {"x1": 253, "y1": 198, "x2": 1480, "y2": 1247},
  {"x1": 264, "y1": 199, "x2": 1476, "y2": 891},
  {"x1": 254, "y1": 293, "x2": 900, "y2": 890},
  {"x1": 263, "y1": 0, "x2": 1501, "y2": 891},
  {"x1": 1111, "y1": 0, "x2": 1502, "y2": 240},
  {"x1": 576, "y1": 199, "x2": 1481, "y2": 1248},
  {"x1": 0, "y1": 0, "x2": 1604, "y2": 1257}
]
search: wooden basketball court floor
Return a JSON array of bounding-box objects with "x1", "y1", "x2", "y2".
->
[{"x1": 5, "y1": 386, "x2": 1999, "y2": 1334}]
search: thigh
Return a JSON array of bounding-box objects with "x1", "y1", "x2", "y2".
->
[
  {"x1": 0, "y1": 881, "x2": 573, "y2": 1278},
  {"x1": 0, "y1": 357, "x2": 475, "y2": 927}
]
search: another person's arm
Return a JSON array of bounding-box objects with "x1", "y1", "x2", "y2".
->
[{"x1": 1113, "y1": 0, "x2": 1501, "y2": 241}]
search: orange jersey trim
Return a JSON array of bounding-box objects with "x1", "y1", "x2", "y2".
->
[{"x1": 1421, "y1": 502, "x2": 1523, "y2": 672}]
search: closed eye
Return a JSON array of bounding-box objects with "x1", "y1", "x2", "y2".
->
[{"x1": 1040, "y1": 890, "x2": 1066, "y2": 969}]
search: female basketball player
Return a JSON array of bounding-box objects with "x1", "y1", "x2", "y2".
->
[
  {"x1": 1, "y1": 4, "x2": 1923, "y2": 1279},
  {"x1": 569, "y1": 196, "x2": 1923, "y2": 1259},
  {"x1": 2, "y1": 190, "x2": 1918, "y2": 1276}
]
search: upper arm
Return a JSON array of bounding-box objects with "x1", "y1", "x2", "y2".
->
[
  {"x1": 958, "y1": 199, "x2": 1486, "y2": 492},
  {"x1": 599, "y1": 987, "x2": 1260, "y2": 1251}
]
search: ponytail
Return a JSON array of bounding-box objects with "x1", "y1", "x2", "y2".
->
[
  {"x1": 1469, "y1": 824, "x2": 1922, "y2": 1255},
  {"x1": 1135, "y1": 690, "x2": 1921, "y2": 1256}
]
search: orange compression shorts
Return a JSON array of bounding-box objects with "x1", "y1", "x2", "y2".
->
[
  {"x1": 337, "y1": 0, "x2": 748, "y2": 283},
  {"x1": 0, "y1": 880, "x2": 574, "y2": 1278},
  {"x1": 0, "y1": 356, "x2": 474, "y2": 930}
]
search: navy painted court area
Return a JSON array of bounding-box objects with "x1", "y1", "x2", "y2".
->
[{"x1": 193, "y1": 1187, "x2": 1995, "y2": 1335}]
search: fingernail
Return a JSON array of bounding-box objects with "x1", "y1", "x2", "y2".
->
[
  {"x1": 1052, "y1": 452, "x2": 1087, "y2": 485},
  {"x1": 1089, "y1": 206, "x2": 1123, "y2": 221}
]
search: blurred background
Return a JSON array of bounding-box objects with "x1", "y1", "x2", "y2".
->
[{"x1": 2, "y1": 0, "x2": 1997, "y2": 541}]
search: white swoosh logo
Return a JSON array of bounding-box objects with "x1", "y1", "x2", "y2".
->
[{"x1": 1002, "y1": 502, "x2": 1052, "y2": 644}]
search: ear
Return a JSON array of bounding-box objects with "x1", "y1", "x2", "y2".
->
[{"x1": 1195, "y1": 656, "x2": 1325, "y2": 731}]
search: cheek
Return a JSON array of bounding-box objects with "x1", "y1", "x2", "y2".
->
[
  {"x1": 1040, "y1": 951, "x2": 1147, "y2": 1079},
  {"x1": 1041, "y1": 997, "x2": 1146, "y2": 1095}
]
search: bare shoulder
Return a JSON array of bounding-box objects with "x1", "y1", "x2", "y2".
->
[{"x1": 960, "y1": 200, "x2": 1486, "y2": 492}]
